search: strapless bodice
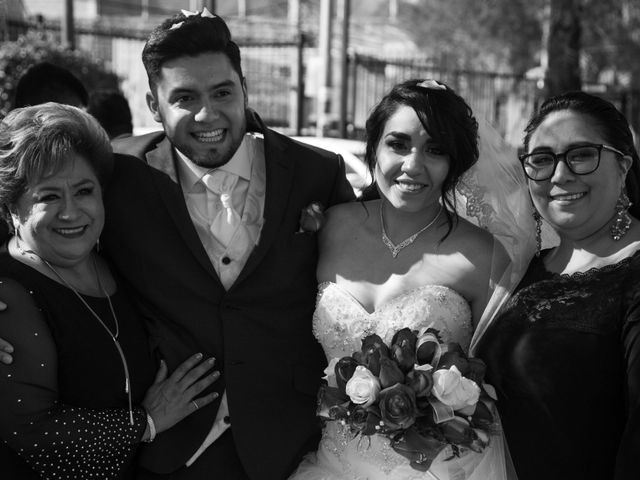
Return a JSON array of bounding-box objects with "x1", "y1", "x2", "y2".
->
[{"x1": 313, "y1": 282, "x2": 473, "y2": 361}]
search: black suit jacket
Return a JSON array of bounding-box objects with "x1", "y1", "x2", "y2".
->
[{"x1": 106, "y1": 111, "x2": 354, "y2": 479}]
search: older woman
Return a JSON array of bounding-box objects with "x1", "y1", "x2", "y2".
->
[
  {"x1": 0, "y1": 103, "x2": 219, "y2": 479},
  {"x1": 477, "y1": 91, "x2": 640, "y2": 480}
]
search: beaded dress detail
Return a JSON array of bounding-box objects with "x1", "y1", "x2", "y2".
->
[{"x1": 292, "y1": 283, "x2": 510, "y2": 480}]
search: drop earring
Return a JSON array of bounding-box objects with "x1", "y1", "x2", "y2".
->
[
  {"x1": 533, "y1": 210, "x2": 542, "y2": 256},
  {"x1": 610, "y1": 190, "x2": 632, "y2": 241}
]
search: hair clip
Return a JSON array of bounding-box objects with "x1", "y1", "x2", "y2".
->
[
  {"x1": 172, "y1": 7, "x2": 216, "y2": 30},
  {"x1": 180, "y1": 7, "x2": 216, "y2": 18},
  {"x1": 417, "y1": 79, "x2": 446, "y2": 91}
]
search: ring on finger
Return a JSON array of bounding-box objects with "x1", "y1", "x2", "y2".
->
[{"x1": 192, "y1": 400, "x2": 199, "y2": 410}]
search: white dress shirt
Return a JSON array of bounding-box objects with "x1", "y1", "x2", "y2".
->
[{"x1": 174, "y1": 133, "x2": 266, "y2": 465}]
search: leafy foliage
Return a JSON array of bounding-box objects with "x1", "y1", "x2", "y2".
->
[
  {"x1": 399, "y1": 0, "x2": 640, "y2": 88},
  {"x1": 0, "y1": 30, "x2": 120, "y2": 117}
]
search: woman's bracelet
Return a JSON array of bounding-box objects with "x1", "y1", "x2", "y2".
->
[{"x1": 143, "y1": 411, "x2": 157, "y2": 443}]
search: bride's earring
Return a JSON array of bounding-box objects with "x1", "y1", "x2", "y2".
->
[
  {"x1": 610, "y1": 189, "x2": 632, "y2": 241},
  {"x1": 533, "y1": 210, "x2": 542, "y2": 256}
]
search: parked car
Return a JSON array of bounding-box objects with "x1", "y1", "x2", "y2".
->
[{"x1": 292, "y1": 136, "x2": 371, "y2": 196}]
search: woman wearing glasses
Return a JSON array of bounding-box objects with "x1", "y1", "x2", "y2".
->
[{"x1": 477, "y1": 91, "x2": 640, "y2": 480}]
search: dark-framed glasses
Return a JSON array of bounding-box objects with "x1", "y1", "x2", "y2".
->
[{"x1": 519, "y1": 144, "x2": 625, "y2": 181}]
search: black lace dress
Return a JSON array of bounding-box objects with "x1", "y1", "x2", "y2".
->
[
  {"x1": 0, "y1": 251, "x2": 156, "y2": 479},
  {"x1": 477, "y1": 249, "x2": 640, "y2": 480}
]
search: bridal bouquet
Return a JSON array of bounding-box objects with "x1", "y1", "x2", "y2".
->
[{"x1": 318, "y1": 327, "x2": 499, "y2": 471}]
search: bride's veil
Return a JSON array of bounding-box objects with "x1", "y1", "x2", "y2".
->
[
  {"x1": 454, "y1": 119, "x2": 538, "y2": 354},
  {"x1": 452, "y1": 118, "x2": 535, "y2": 480}
]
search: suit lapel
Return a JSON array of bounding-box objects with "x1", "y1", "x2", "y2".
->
[
  {"x1": 146, "y1": 138, "x2": 221, "y2": 284},
  {"x1": 234, "y1": 120, "x2": 294, "y2": 287}
]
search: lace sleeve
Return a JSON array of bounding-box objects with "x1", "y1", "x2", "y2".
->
[
  {"x1": 454, "y1": 120, "x2": 538, "y2": 354},
  {"x1": 616, "y1": 285, "x2": 640, "y2": 479},
  {"x1": 0, "y1": 278, "x2": 147, "y2": 480}
]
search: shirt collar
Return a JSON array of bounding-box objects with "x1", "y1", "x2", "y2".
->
[{"x1": 176, "y1": 134, "x2": 254, "y2": 190}]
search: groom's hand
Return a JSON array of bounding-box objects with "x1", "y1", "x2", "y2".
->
[{"x1": 0, "y1": 300, "x2": 15, "y2": 364}]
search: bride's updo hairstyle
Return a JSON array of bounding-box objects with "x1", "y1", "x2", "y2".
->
[
  {"x1": 523, "y1": 91, "x2": 640, "y2": 219},
  {"x1": 363, "y1": 79, "x2": 479, "y2": 237}
]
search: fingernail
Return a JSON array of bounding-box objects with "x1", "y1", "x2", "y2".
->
[
  {"x1": 213, "y1": 392, "x2": 219, "y2": 399},
  {"x1": 208, "y1": 357, "x2": 216, "y2": 365},
  {"x1": 212, "y1": 371, "x2": 220, "y2": 379},
  {"x1": 195, "y1": 353, "x2": 203, "y2": 360},
  {"x1": 3, "y1": 346, "x2": 13, "y2": 353}
]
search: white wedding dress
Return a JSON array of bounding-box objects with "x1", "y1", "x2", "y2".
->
[{"x1": 290, "y1": 282, "x2": 511, "y2": 480}]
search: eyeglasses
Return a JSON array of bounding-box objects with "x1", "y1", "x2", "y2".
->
[{"x1": 519, "y1": 144, "x2": 625, "y2": 181}]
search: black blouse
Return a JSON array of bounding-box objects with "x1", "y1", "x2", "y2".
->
[
  {"x1": 0, "y1": 251, "x2": 156, "y2": 479},
  {"x1": 477, "y1": 249, "x2": 640, "y2": 480}
]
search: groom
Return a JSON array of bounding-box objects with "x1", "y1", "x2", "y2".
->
[
  {"x1": 106, "y1": 10, "x2": 354, "y2": 479},
  {"x1": 0, "y1": 10, "x2": 354, "y2": 480}
]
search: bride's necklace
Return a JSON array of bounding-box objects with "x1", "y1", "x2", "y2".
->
[
  {"x1": 16, "y1": 242, "x2": 135, "y2": 426},
  {"x1": 380, "y1": 201, "x2": 443, "y2": 258}
]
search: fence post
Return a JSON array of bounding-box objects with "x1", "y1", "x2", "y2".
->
[
  {"x1": 290, "y1": 33, "x2": 305, "y2": 135},
  {"x1": 62, "y1": 0, "x2": 75, "y2": 50},
  {"x1": 338, "y1": 0, "x2": 350, "y2": 138}
]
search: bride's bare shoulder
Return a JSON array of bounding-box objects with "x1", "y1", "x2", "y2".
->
[
  {"x1": 324, "y1": 200, "x2": 374, "y2": 231},
  {"x1": 319, "y1": 200, "x2": 376, "y2": 249}
]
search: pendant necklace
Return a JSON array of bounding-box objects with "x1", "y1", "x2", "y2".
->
[
  {"x1": 16, "y1": 243, "x2": 135, "y2": 425},
  {"x1": 380, "y1": 201, "x2": 443, "y2": 258}
]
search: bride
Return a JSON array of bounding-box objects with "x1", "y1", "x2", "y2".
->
[{"x1": 291, "y1": 79, "x2": 531, "y2": 479}]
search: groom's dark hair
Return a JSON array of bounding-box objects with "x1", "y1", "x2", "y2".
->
[{"x1": 142, "y1": 11, "x2": 243, "y2": 92}]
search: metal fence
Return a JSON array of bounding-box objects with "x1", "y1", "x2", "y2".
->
[
  {"x1": 3, "y1": 18, "x2": 302, "y2": 133},
  {"x1": 346, "y1": 54, "x2": 540, "y2": 145},
  {"x1": 8, "y1": 17, "x2": 640, "y2": 147}
]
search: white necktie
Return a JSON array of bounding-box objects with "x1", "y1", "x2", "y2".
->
[{"x1": 201, "y1": 170, "x2": 242, "y2": 248}]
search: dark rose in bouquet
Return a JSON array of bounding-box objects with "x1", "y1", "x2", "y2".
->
[
  {"x1": 391, "y1": 328, "x2": 417, "y2": 373},
  {"x1": 353, "y1": 334, "x2": 389, "y2": 376},
  {"x1": 379, "y1": 383, "x2": 418, "y2": 430}
]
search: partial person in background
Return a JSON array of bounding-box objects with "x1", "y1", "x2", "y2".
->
[
  {"x1": 13, "y1": 62, "x2": 88, "y2": 109},
  {"x1": 477, "y1": 91, "x2": 640, "y2": 480},
  {"x1": 0, "y1": 103, "x2": 219, "y2": 479},
  {"x1": 88, "y1": 89, "x2": 134, "y2": 139}
]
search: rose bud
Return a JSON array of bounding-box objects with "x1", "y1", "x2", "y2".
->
[
  {"x1": 365, "y1": 349, "x2": 384, "y2": 377},
  {"x1": 357, "y1": 335, "x2": 388, "y2": 376},
  {"x1": 361, "y1": 408, "x2": 383, "y2": 436},
  {"x1": 468, "y1": 428, "x2": 490, "y2": 453},
  {"x1": 465, "y1": 358, "x2": 487, "y2": 385},
  {"x1": 298, "y1": 201, "x2": 325, "y2": 233},
  {"x1": 335, "y1": 356, "x2": 359, "y2": 396},
  {"x1": 432, "y1": 365, "x2": 480, "y2": 412},
  {"x1": 345, "y1": 365, "x2": 381, "y2": 408},
  {"x1": 415, "y1": 330, "x2": 440, "y2": 366},
  {"x1": 348, "y1": 405, "x2": 369, "y2": 432},
  {"x1": 328, "y1": 404, "x2": 349, "y2": 422},
  {"x1": 391, "y1": 427, "x2": 446, "y2": 472},
  {"x1": 436, "y1": 344, "x2": 469, "y2": 376},
  {"x1": 390, "y1": 328, "x2": 417, "y2": 373},
  {"x1": 378, "y1": 383, "x2": 418, "y2": 430},
  {"x1": 470, "y1": 400, "x2": 495, "y2": 429},
  {"x1": 440, "y1": 416, "x2": 474, "y2": 445},
  {"x1": 405, "y1": 367, "x2": 433, "y2": 397},
  {"x1": 379, "y1": 356, "x2": 405, "y2": 388}
]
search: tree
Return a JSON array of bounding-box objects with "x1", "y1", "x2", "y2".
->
[
  {"x1": 0, "y1": 30, "x2": 120, "y2": 117},
  {"x1": 544, "y1": 0, "x2": 582, "y2": 97}
]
